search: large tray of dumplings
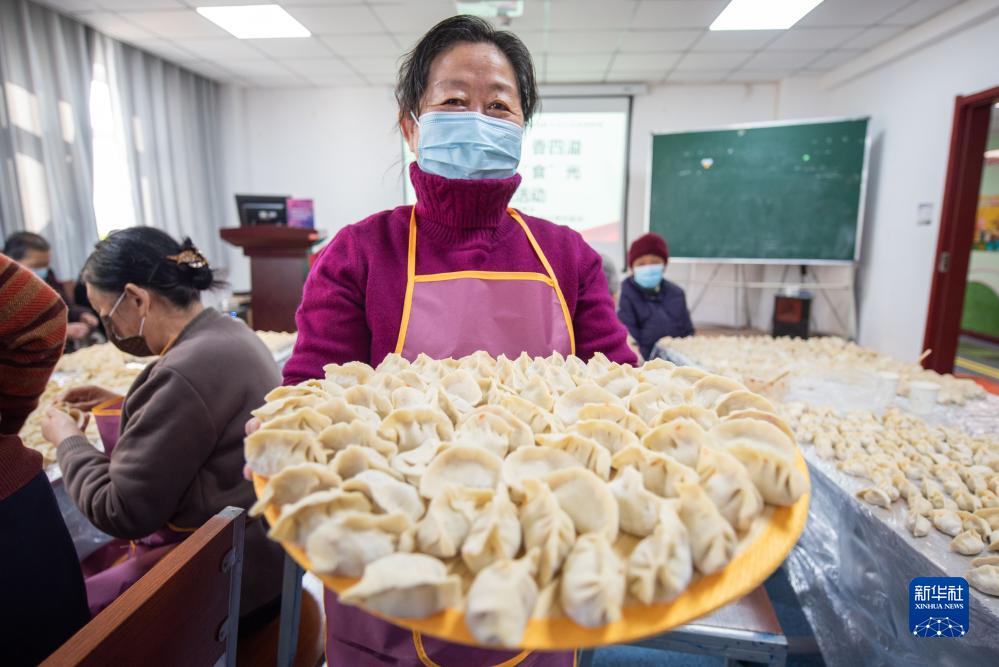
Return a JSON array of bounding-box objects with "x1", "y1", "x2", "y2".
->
[{"x1": 246, "y1": 352, "x2": 810, "y2": 649}]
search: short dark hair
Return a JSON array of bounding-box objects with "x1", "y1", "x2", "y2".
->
[
  {"x1": 396, "y1": 15, "x2": 539, "y2": 124},
  {"x1": 4, "y1": 231, "x2": 50, "y2": 260},
  {"x1": 82, "y1": 227, "x2": 224, "y2": 308}
]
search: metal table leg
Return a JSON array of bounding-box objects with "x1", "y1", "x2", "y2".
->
[{"x1": 276, "y1": 553, "x2": 304, "y2": 667}]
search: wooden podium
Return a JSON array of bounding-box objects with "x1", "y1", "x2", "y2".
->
[{"x1": 220, "y1": 225, "x2": 320, "y2": 332}]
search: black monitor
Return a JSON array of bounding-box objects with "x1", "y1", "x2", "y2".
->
[{"x1": 235, "y1": 194, "x2": 290, "y2": 226}]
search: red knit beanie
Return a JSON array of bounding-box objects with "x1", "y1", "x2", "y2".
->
[{"x1": 628, "y1": 233, "x2": 669, "y2": 268}]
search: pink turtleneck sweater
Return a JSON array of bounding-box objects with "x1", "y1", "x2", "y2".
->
[{"x1": 283, "y1": 164, "x2": 636, "y2": 383}]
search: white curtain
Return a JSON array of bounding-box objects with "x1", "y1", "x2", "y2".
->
[
  {"x1": 93, "y1": 33, "x2": 228, "y2": 263},
  {"x1": 0, "y1": 0, "x2": 228, "y2": 273},
  {"x1": 0, "y1": 0, "x2": 98, "y2": 277}
]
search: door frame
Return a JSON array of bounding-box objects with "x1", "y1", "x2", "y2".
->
[{"x1": 922, "y1": 85, "x2": 999, "y2": 373}]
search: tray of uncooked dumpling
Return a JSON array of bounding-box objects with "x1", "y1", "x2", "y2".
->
[{"x1": 246, "y1": 351, "x2": 810, "y2": 649}]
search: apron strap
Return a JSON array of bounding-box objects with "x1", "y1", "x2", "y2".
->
[{"x1": 507, "y1": 208, "x2": 576, "y2": 356}]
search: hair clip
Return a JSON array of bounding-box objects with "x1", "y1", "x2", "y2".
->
[{"x1": 166, "y1": 249, "x2": 209, "y2": 269}]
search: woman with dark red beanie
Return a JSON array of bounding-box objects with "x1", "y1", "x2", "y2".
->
[{"x1": 617, "y1": 232, "x2": 694, "y2": 359}]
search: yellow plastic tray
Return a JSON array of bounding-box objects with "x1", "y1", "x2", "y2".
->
[{"x1": 253, "y1": 450, "x2": 810, "y2": 650}]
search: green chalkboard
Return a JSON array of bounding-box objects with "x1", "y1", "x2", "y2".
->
[{"x1": 648, "y1": 118, "x2": 869, "y2": 262}]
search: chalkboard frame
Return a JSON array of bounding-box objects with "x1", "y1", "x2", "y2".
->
[{"x1": 644, "y1": 116, "x2": 871, "y2": 265}]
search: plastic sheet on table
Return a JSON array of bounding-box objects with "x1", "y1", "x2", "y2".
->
[{"x1": 785, "y1": 455, "x2": 999, "y2": 667}]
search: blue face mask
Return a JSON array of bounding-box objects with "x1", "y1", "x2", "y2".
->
[
  {"x1": 633, "y1": 264, "x2": 664, "y2": 290},
  {"x1": 413, "y1": 111, "x2": 523, "y2": 180},
  {"x1": 31, "y1": 266, "x2": 50, "y2": 280}
]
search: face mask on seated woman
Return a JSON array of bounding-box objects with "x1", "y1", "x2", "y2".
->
[
  {"x1": 633, "y1": 264, "x2": 665, "y2": 290},
  {"x1": 412, "y1": 110, "x2": 523, "y2": 180}
]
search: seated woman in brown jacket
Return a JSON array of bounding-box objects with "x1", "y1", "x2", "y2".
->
[{"x1": 40, "y1": 227, "x2": 284, "y2": 623}]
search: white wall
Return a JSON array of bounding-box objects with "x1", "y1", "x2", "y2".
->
[
  {"x1": 219, "y1": 85, "x2": 404, "y2": 291},
  {"x1": 776, "y1": 11, "x2": 999, "y2": 361}
]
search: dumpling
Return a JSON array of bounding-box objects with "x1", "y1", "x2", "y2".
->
[
  {"x1": 544, "y1": 467, "x2": 619, "y2": 542},
  {"x1": 342, "y1": 385, "x2": 393, "y2": 419},
  {"x1": 627, "y1": 385, "x2": 686, "y2": 424},
  {"x1": 419, "y1": 446, "x2": 503, "y2": 499},
  {"x1": 519, "y1": 375, "x2": 555, "y2": 411},
  {"x1": 538, "y1": 363, "x2": 576, "y2": 394},
  {"x1": 251, "y1": 394, "x2": 325, "y2": 422},
  {"x1": 568, "y1": 420, "x2": 639, "y2": 455},
  {"x1": 967, "y1": 564, "x2": 999, "y2": 596},
  {"x1": 264, "y1": 383, "x2": 335, "y2": 404},
  {"x1": 594, "y1": 366, "x2": 641, "y2": 399},
  {"x1": 339, "y1": 553, "x2": 462, "y2": 618},
  {"x1": 244, "y1": 429, "x2": 326, "y2": 476},
  {"x1": 267, "y1": 489, "x2": 372, "y2": 544},
  {"x1": 722, "y1": 410, "x2": 796, "y2": 443},
  {"x1": 627, "y1": 501, "x2": 693, "y2": 604},
  {"x1": 647, "y1": 405, "x2": 718, "y2": 431},
  {"x1": 930, "y1": 509, "x2": 964, "y2": 537},
  {"x1": 719, "y1": 442, "x2": 808, "y2": 506},
  {"x1": 499, "y1": 394, "x2": 564, "y2": 435},
  {"x1": 637, "y1": 358, "x2": 676, "y2": 385},
  {"x1": 249, "y1": 462, "x2": 341, "y2": 517},
  {"x1": 465, "y1": 549, "x2": 539, "y2": 647},
  {"x1": 641, "y1": 419, "x2": 710, "y2": 468},
  {"x1": 536, "y1": 433, "x2": 611, "y2": 480},
  {"x1": 905, "y1": 511, "x2": 932, "y2": 537},
  {"x1": 440, "y1": 369, "x2": 483, "y2": 410},
  {"x1": 390, "y1": 439, "x2": 448, "y2": 485},
  {"x1": 259, "y1": 407, "x2": 333, "y2": 434},
  {"x1": 375, "y1": 352, "x2": 411, "y2": 374},
  {"x1": 520, "y1": 478, "x2": 575, "y2": 586},
  {"x1": 343, "y1": 469, "x2": 426, "y2": 522},
  {"x1": 554, "y1": 383, "x2": 624, "y2": 425},
  {"x1": 714, "y1": 390, "x2": 777, "y2": 418},
  {"x1": 464, "y1": 405, "x2": 534, "y2": 451},
  {"x1": 585, "y1": 352, "x2": 615, "y2": 376},
  {"x1": 461, "y1": 485, "x2": 522, "y2": 572},
  {"x1": 685, "y1": 374, "x2": 746, "y2": 409},
  {"x1": 317, "y1": 420, "x2": 398, "y2": 459},
  {"x1": 950, "y1": 530, "x2": 985, "y2": 556},
  {"x1": 362, "y1": 372, "x2": 407, "y2": 394},
  {"x1": 378, "y1": 407, "x2": 454, "y2": 452},
  {"x1": 608, "y1": 466, "x2": 662, "y2": 537},
  {"x1": 676, "y1": 482, "x2": 736, "y2": 575},
  {"x1": 668, "y1": 366, "x2": 709, "y2": 388},
  {"x1": 709, "y1": 419, "x2": 797, "y2": 457},
  {"x1": 502, "y1": 446, "x2": 583, "y2": 499},
  {"x1": 391, "y1": 386, "x2": 435, "y2": 410},
  {"x1": 696, "y1": 446, "x2": 764, "y2": 532},
  {"x1": 414, "y1": 485, "x2": 494, "y2": 558},
  {"x1": 455, "y1": 411, "x2": 525, "y2": 458},
  {"x1": 314, "y1": 398, "x2": 381, "y2": 428},
  {"x1": 856, "y1": 487, "x2": 892, "y2": 509},
  {"x1": 610, "y1": 446, "x2": 699, "y2": 498},
  {"x1": 329, "y1": 445, "x2": 401, "y2": 481},
  {"x1": 559, "y1": 533, "x2": 625, "y2": 628},
  {"x1": 305, "y1": 511, "x2": 411, "y2": 576},
  {"x1": 975, "y1": 508, "x2": 999, "y2": 531},
  {"x1": 577, "y1": 404, "x2": 649, "y2": 438},
  {"x1": 323, "y1": 360, "x2": 374, "y2": 388}
]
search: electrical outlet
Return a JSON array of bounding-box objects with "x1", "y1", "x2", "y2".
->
[{"x1": 917, "y1": 203, "x2": 933, "y2": 226}]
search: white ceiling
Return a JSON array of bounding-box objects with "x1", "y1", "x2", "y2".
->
[{"x1": 36, "y1": 0, "x2": 966, "y2": 88}]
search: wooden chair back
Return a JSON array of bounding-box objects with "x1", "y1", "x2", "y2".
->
[{"x1": 43, "y1": 506, "x2": 245, "y2": 667}]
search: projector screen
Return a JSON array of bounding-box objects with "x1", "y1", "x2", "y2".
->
[{"x1": 404, "y1": 96, "x2": 631, "y2": 267}]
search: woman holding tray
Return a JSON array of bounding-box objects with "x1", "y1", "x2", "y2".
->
[{"x1": 264, "y1": 14, "x2": 637, "y2": 667}]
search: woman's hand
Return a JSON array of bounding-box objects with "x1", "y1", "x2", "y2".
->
[
  {"x1": 42, "y1": 408, "x2": 85, "y2": 446},
  {"x1": 61, "y1": 385, "x2": 119, "y2": 411},
  {"x1": 243, "y1": 417, "x2": 262, "y2": 480},
  {"x1": 66, "y1": 322, "x2": 91, "y2": 340},
  {"x1": 80, "y1": 312, "x2": 99, "y2": 328}
]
